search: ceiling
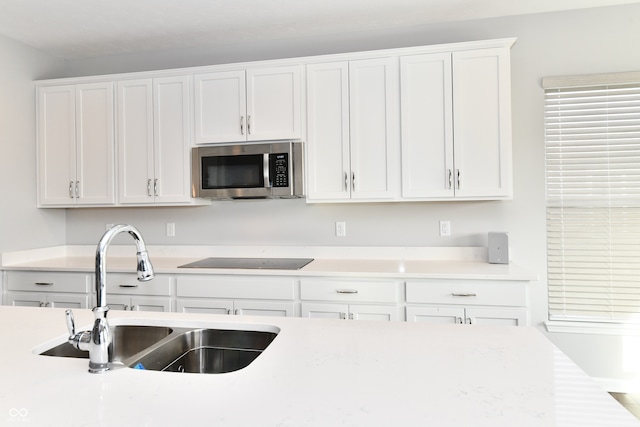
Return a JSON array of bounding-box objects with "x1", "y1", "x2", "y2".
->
[{"x1": 0, "y1": 0, "x2": 638, "y2": 59}]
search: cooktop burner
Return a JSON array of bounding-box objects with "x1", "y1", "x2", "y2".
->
[{"x1": 178, "y1": 257, "x2": 314, "y2": 270}]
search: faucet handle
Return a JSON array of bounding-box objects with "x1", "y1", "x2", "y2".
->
[{"x1": 65, "y1": 309, "x2": 76, "y2": 338}]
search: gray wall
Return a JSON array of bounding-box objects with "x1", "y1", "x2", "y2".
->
[
  {"x1": 47, "y1": 3, "x2": 640, "y2": 389},
  {"x1": 0, "y1": 35, "x2": 66, "y2": 252}
]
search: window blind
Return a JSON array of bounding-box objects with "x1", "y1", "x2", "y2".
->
[{"x1": 544, "y1": 76, "x2": 640, "y2": 322}]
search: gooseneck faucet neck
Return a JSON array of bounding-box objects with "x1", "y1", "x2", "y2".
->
[{"x1": 95, "y1": 224, "x2": 154, "y2": 308}]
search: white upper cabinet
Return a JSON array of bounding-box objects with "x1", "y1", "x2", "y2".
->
[
  {"x1": 37, "y1": 82, "x2": 115, "y2": 207},
  {"x1": 194, "y1": 65, "x2": 302, "y2": 144},
  {"x1": 400, "y1": 46, "x2": 513, "y2": 200},
  {"x1": 452, "y1": 48, "x2": 512, "y2": 199},
  {"x1": 306, "y1": 58, "x2": 399, "y2": 201},
  {"x1": 117, "y1": 76, "x2": 192, "y2": 204}
]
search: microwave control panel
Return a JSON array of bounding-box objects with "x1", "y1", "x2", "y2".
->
[{"x1": 270, "y1": 153, "x2": 289, "y2": 188}]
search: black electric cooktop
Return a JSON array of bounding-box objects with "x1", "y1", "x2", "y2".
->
[{"x1": 178, "y1": 257, "x2": 314, "y2": 270}]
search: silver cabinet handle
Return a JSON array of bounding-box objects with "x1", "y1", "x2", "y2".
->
[
  {"x1": 240, "y1": 116, "x2": 245, "y2": 135},
  {"x1": 123, "y1": 305, "x2": 129, "y2": 311},
  {"x1": 234, "y1": 309, "x2": 239, "y2": 315},
  {"x1": 39, "y1": 302, "x2": 45, "y2": 307},
  {"x1": 336, "y1": 289, "x2": 358, "y2": 294},
  {"x1": 119, "y1": 284, "x2": 138, "y2": 288},
  {"x1": 344, "y1": 172, "x2": 348, "y2": 191},
  {"x1": 154, "y1": 179, "x2": 158, "y2": 197},
  {"x1": 466, "y1": 317, "x2": 473, "y2": 325},
  {"x1": 456, "y1": 317, "x2": 464, "y2": 324},
  {"x1": 351, "y1": 172, "x2": 355, "y2": 191},
  {"x1": 147, "y1": 179, "x2": 152, "y2": 197},
  {"x1": 456, "y1": 169, "x2": 461, "y2": 189},
  {"x1": 35, "y1": 282, "x2": 53, "y2": 286},
  {"x1": 349, "y1": 313, "x2": 354, "y2": 320},
  {"x1": 451, "y1": 292, "x2": 477, "y2": 297},
  {"x1": 69, "y1": 181, "x2": 74, "y2": 198},
  {"x1": 339, "y1": 312, "x2": 347, "y2": 320},
  {"x1": 75, "y1": 181, "x2": 79, "y2": 198},
  {"x1": 131, "y1": 305, "x2": 138, "y2": 311},
  {"x1": 247, "y1": 115, "x2": 251, "y2": 135},
  {"x1": 448, "y1": 169, "x2": 453, "y2": 189},
  {"x1": 226, "y1": 309, "x2": 232, "y2": 315}
]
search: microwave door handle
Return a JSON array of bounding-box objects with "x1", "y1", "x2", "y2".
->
[{"x1": 263, "y1": 153, "x2": 271, "y2": 188}]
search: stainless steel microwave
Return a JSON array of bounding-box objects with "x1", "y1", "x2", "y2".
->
[{"x1": 192, "y1": 141, "x2": 304, "y2": 199}]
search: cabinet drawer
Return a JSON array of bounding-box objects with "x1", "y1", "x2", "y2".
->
[
  {"x1": 177, "y1": 276, "x2": 295, "y2": 300},
  {"x1": 7, "y1": 271, "x2": 90, "y2": 293},
  {"x1": 405, "y1": 280, "x2": 526, "y2": 307},
  {"x1": 106, "y1": 273, "x2": 172, "y2": 296},
  {"x1": 300, "y1": 279, "x2": 399, "y2": 303}
]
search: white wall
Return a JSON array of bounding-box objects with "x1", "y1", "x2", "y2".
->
[
  {"x1": 59, "y1": 4, "x2": 640, "y2": 390},
  {"x1": 0, "y1": 35, "x2": 66, "y2": 252}
]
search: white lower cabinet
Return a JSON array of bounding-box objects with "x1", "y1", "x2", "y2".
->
[
  {"x1": 176, "y1": 275, "x2": 297, "y2": 318},
  {"x1": 405, "y1": 280, "x2": 528, "y2": 326},
  {"x1": 300, "y1": 278, "x2": 401, "y2": 321},
  {"x1": 406, "y1": 306, "x2": 526, "y2": 326},
  {"x1": 5, "y1": 271, "x2": 91, "y2": 309},
  {"x1": 302, "y1": 302, "x2": 399, "y2": 321},
  {"x1": 106, "y1": 273, "x2": 172, "y2": 312}
]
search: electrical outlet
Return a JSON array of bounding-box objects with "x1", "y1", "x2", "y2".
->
[
  {"x1": 166, "y1": 222, "x2": 176, "y2": 237},
  {"x1": 335, "y1": 221, "x2": 346, "y2": 237},
  {"x1": 439, "y1": 220, "x2": 451, "y2": 237}
]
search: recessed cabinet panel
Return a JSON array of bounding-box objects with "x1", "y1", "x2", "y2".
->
[
  {"x1": 177, "y1": 276, "x2": 296, "y2": 300},
  {"x1": 300, "y1": 279, "x2": 399, "y2": 303},
  {"x1": 106, "y1": 273, "x2": 172, "y2": 296},
  {"x1": 7, "y1": 271, "x2": 90, "y2": 293},
  {"x1": 452, "y1": 48, "x2": 512, "y2": 198},
  {"x1": 400, "y1": 53, "x2": 454, "y2": 198},
  {"x1": 405, "y1": 280, "x2": 526, "y2": 307},
  {"x1": 306, "y1": 62, "x2": 351, "y2": 200},
  {"x1": 194, "y1": 71, "x2": 246, "y2": 143}
]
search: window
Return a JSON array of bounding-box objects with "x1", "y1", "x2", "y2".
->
[{"x1": 544, "y1": 71, "x2": 640, "y2": 325}]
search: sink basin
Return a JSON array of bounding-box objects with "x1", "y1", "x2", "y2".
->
[
  {"x1": 39, "y1": 324, "x2": 278, "y2": 373},
  {"x1": 40, "y1": 325, "x2": 173, "y2": 361},
  {"x1": 130, "y1": 328, "x2": 278, "y2": 373}
]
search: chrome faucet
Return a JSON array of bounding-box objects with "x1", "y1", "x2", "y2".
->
[{"x1": 65, "y1": 224, "x2": 155, "y2": 373}]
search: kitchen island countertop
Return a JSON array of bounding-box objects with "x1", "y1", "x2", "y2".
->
[{"x1": 0, "y1": 306, "x2": 637, "y2": 426}]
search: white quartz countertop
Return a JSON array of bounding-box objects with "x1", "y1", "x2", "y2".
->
[
  {"x1": 0, "y1": 306, "x2": 636, "y2": 426},
  {"x1": 0, "y1": 245, "x2": 537, "y2": 281}
]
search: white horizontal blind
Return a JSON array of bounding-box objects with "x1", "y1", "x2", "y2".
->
[{"x1": 545, "y1": 80, "x2": 640, "y2": 322}]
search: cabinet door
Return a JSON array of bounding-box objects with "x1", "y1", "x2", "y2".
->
[
  {"x1": 37, "y1": 85, "x2": 76, "y2": 206},
  {"x1": 177, "y1": 298, "x2": 234, "y2": 315},
  {"x1": 74, "y1": 82, "x2": 115, "y2": 205},
  {"x1": 153, "y1": 76, "x2": 192, "y2": 203},
  {"x1": 6, "y1": 292, "x2": 44, "y2": 307},
  {"x1": 306, "y1": 62, "x2": 351, "y2": 200},
  {"x1": 349, "y1": 57, "x2": 399, "y2": 200},
  {"x1": 246, "y1": 65, "x2": 301, "y2": 141},
  {"x1": 234, "y1": 300, "x2": 295, "y2": 318},
  {"x1": 350, "y1": 305, "x2": 400, "y2": 321},
  {"x1": 117, "y1": 79, "x2": 155, "y2": 203},
  {"x1": 452, "y1": 48, "x2": 512, "y2": 198},
  {"x1": 131, "y1": 296, "x2": 171, "y2": 312},
  {"x1": 400, "y1": 53, "x2": 454, "y2": 198},
  {"x1": 194, "y1": 71, "x2": 246, "y2": 143},
  {"x1": 302, "y1": 302, "x2": 348, "y2": 320},
  {"x1": 47, "y1": 293, "x2": 89, "y2": 309},
  {"x1": 466, "y1": 307, "x2": 527, "y2": 326},
  {"x1": 406, "y1": 306, "x2": 465, "y2": 324}
]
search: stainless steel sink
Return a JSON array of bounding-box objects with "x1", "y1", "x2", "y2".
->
[
  {"x1": 40, "y1": 325, "x2": 174, "y2": 361},
  {"x1": 130, "y1": 328, "x2": 278, "y2": 373},
  {"x1": 39, "y1": 324, "x2": 278, "y2": 374}
]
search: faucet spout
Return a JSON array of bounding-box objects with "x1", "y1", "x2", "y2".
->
[{"x1": 67, "y1": 224, "x2": 154, "y2": 373}]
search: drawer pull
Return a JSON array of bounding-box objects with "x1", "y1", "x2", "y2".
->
[
  {"x1": 35, "y1": 282, "x2": 53, "y2": 286},
  {"x1": 336, "y1": 289, "x2": 358, "y2": 294},
  {"x1": 119, "y1": 284, "x2": 139, "y2": 288},
  {"x1": 451, "y1": 292, "x2": 477, "y2": 297}
]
